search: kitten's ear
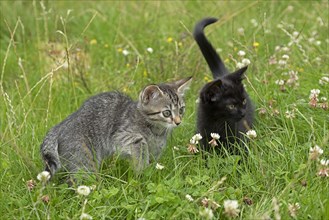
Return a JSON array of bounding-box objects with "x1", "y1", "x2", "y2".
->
[
  {"x1": 230, "y1": 66, "x2": 248, "y2": 83},
  {"x1": 174, "y1": 76, "x2": 193, "y2": 96},
  {"x1": 139, "y1": 85, "x2": 163, "y2": 105},
  {"x1": 202, "y1": 79, "x2": 222, "y2": 102}
]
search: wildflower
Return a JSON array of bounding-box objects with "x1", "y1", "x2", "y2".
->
[
  {"x1": 258, "y1": 107, "x2": 267, "y2": 115},
  {"x1": 242, "y1": 58, "x2": 251, "y2": 66},
  {"x1": 269, "y1": 56, "x2": 277, "y2": 65},
  {"x1": 187, "y1": 144, "x2": 199, "y2": 154},
  {"x1": 288, "y1": 203, "x2": 300, "y2": 218},
  {"x1": 26, "y1": 179, "x2": 36, "y2": 191},
  {"x1": 320, "y1": 159, "x2": 329, "y2": 166},
  {"x1": 209, "y1": 133, "x2": 220, "y2": 147},
  {"x1": 236, "y1": 62, "x2": 244, "y2": 69},
  {"x1": 89, "y1": 39, "x2": 97, "y2": 45},
  {"x1": 146, "y1": 47, "x2": 153, "y2": 53},
  {"x1": 155, "y1": 163, "x2": 164, "y2": 170},
  {"x1": 193, "y1": 133, "x2": 203, "y2": 141},
  {"x1": 237, "y1": 27, "x2": 244, "y2": 35},
  {"x1": 282, "y1": 54, "x2": 289, "y2": 60},
  {"x1": 310, "y1": 89, "x2": 320, "y2": 97},
  {"x1": 223, "y1": 200, "x2": 240, "y2": 218},
  {"x1": 253, "y1": 42, "x2": 260, "y2": 48},
  {"x1": 122, "y1": 49, "x2": 129, "y2": 56},
  {"x1": 37, "y1": 171, "x2": 51, "y2": 183},
  {"x1": 185, "y1": 194, "x2": 194, "y2": 202},
  {"x1": 41, "y1": 195, "x2": 50, "y2": 204},
  {"x1": 281, "y1": 46, "x2": 290, "y2": 52},
  {"x1": 199, "y1": 207, "x2": 214, "y2": 219},
  {"x1": 167, "y1": 37, "x2": 173, "y2": 43},
  {"x1": 237, "y1": 50, "x2": 246, "y2": 56},
  {"x1": 285, "y1": 110, "x2": 295, "y2": 119},
  {"x1": 278, "y1": 59, "x2": 287, "y2": 66},
  {"x1": 318, "y1": 102, "x2": 328, "y2": 110},
  {"x1": 80, "y1": 213, "x2": 93, "y2": 220},
  {"x1": 246, "y1": 130, "x2": 257, "y2": 139},
  {"x1": 309, "y1": 145, "x2": 323, "y2": 160},
  {"x1": 250, "y1": 19, "x2": 258, "y2": 27},
  {"x1": 318, "y1": 159, "x2": 329, "y2": 177},
  {"x1": 77, "y1": 185, "x2": 91, "y2": 196},
  {"x1": 315, "y1": 41, "x2": 321, "y2": 46},
  {"x1": 173, "y1": 146, "x2": 179, "y2": 151},
  {"x1": 319, "y1": 76, "x2": 329, "y2": 85}
]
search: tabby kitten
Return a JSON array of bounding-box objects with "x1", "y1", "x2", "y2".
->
[
  {"x1": 193, "y1": 17, "x2": 254, "y2": 153},
  {"x1": 41, "y1": 77, "x2": 192, "y2": 178}
]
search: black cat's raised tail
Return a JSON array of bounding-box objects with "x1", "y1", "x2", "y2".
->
[{"x1": 193, "y1": 17, "x2": 229, "y2": 78}]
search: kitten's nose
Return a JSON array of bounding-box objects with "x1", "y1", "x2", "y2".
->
[{"x1": 173, "y1": 116, "x2": 181, "y2": 126}]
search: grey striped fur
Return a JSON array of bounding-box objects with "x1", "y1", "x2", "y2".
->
[{"x1": 40, "y1": 77, "x2": 192, "y2": 178}]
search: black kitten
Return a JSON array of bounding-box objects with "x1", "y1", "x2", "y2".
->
[{"x1": 193, "y1": 17, "x2": 254, "y2": 154}]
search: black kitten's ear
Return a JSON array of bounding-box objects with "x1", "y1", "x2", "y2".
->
[
  {"x1": 139, "y1": 85, "x2": 164, "y2": 105},
  {"x1": 230, "y1": 66, "x2": 248, "y2": 83},
  {"x1": 201, "y1": 79, "x2": 222, "y2": 102}
]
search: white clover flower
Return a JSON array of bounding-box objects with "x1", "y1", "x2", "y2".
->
[
  {"x1": 37, "y1": 171, "x2": 51, "y2": 183},
  {"x1": 309, "y1": 145, "x2": 324, "y2": 160},
  {"x1": 287, "y1": 5, "x2": 294, "y2": 12},
  {"x1": 122, "y1": 49, "x2": 130, "y2": 56},
  {"x1": 155, "y1": 163, "x2": 164, "y2": 170},
  {"x1": 146, "y1": 47, "x2": 153, "y2": 53},
  {"x1": 310, "y1": 89, "x2": 320, "y2": 97},
  {"x1": 250, "y1": 19, "x2": 258, "y2": 27},
  {"x1": 292, "y1": 31, "x2": 299, "y2": 38},
  {"x1": 246, "y1": 130, "x2": 257, "y2": 139},
  {"x1": 319, "y1": 76, "x2": 329, "y2": 85},
  {"x1": 187, "y1": 144, "x2": 199, "y2": 154},
  {"x1": 223, "y1": 200, "x2": 240, "y2": 218},
  {"x1": 77, "y1": 185, "x2": 91, "y2": 196},
  {"x1": 242, "y1": 58, "x2": 251, "y2": 66},
  {"x1": 288, "y1": 203, "x2": 300, "y2": 218},
  {"x1": 211, "y1": 133, "x2": 220, "y2": 140},
  {"x1": 320, "y1": 159, "x2": 329, "y2": 166},
  {"x1": 237, "y1": 27, "x2": 245, "y2": 35},
  {"x1": 236, "y1": 62, "x2": 244, "y2": 69},
  {"x1": 237, "y1": 50, "x2": 246, "y2": 57},
  {"x1": 193, "y1": 133, "x2": 203, "y2": 141},
  {"x1": 308, "y1": 37, "x2": 315, "y2": 43},
  {"x1": 185, "y1": 194, "x2": 194, "y2": 202},
  {"x1": 278, "y1": 59, "x2": 287, "y2": 66},
  {"x1": 199, "y1": 207, "x2": 214, "y2": 219},
  {"x1": 285, "y1": 110, "x2": 295, "y2": 119},
  {"x1": 282, "y1": 54, "x2": 290, "y2": 60},
  {"x1": 80, "y1": 213, "x2": 93, "y2": 220},
  {"x1": 282, "y1": 46, "x2": 290, "y2": 52},
  {"x1": 320, "y1": 97, "x2": 327, "y2": 102},
  {"x1": 190, "y1": 138, "x2": 198, "y2": 145},
  {"x1": 275, "y1": 79, "x2": 285, "y2": 86}
]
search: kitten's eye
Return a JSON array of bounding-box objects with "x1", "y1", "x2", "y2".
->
[
  {"x1": 179, "y1": 107, "x2": 185, "y2": 115},
  {"x1": 242, "y1": 99, "x2": 247, "y2": 105},
  {"x1": 162, "y1": 110, "x2": 172, "y2": 118},
  {"x1": 227, "y1": 104, "x2": 235, "y2": 110}
]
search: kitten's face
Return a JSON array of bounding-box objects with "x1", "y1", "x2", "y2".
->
[
  {"x1": 138, "y1": 77, "x2": 192, "y2": 128},
  {"x1": 200, "y1": 66, "x2": 248, "y2": 121}
]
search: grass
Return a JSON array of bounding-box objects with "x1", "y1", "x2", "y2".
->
[{"x1": 1, "y1": 1, "x2": 328, "y2": 219}]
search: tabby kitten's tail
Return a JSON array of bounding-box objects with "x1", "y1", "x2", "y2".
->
[{"x1": 193, "y1": 17, "x2": 229, "y2": 78}]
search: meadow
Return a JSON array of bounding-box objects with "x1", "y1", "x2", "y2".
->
[{"x1": 0, "y1": 1, "x2": 328, "y2": 219}]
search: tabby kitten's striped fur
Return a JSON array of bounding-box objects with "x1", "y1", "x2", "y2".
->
[{"x1": 40, "y1": 77, "x2": 192, "y2": 178}]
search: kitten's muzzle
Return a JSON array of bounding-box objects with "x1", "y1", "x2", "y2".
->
[{"x1": 173, "y1": 116, "x2": 181, "y2": 126}]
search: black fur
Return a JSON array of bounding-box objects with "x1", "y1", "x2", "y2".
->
[{"x1": 194, "y1": 17, "x2": 254, "y2": 154}]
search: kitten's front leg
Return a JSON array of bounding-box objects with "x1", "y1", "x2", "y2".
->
[{"x1": 129, "y1": 137, "x2": 150, "y2": 172}]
